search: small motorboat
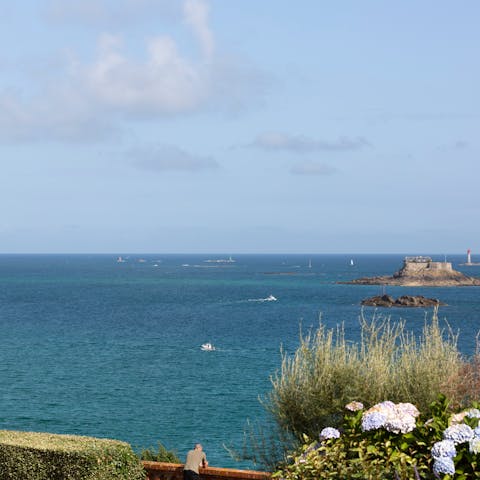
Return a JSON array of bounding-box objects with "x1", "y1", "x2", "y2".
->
[
  {"x1": 265, "y1": 295, "x2": 277, "y2": 301},
  {"x1": 201, "y1": 342, "x2": 215, "y2": 351}
]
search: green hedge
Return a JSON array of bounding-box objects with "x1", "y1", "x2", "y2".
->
[{"x1": 0, "y1": 430, "x2": 145, "y2": 480}]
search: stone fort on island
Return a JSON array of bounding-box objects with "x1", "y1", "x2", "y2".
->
[{"x1": 341, "y1": 256, "x2": 480, "y2": 287}]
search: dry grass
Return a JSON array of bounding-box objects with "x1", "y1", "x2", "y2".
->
[{"x1": 265, "y1": 309, "x2": 477, "y2": 441}]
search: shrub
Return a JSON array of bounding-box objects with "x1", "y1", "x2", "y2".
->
[
  {"x1": 140, "y1": 442, "x2": 180, "y2": 463},
  {"x1": 232, "y1": 419, "x2": 294, "y2": 470},
  {"x1": 265, "y1": 310, "x2": 474, "y2": 442},
  {"x1": 0, "y1": 430, "x2": 145, "y2": 480},
  {"x1": 273, "y1": 395, "x2": 480, "y2": 480}
]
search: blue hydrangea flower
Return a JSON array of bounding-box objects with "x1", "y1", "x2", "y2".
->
[
  {"x1": 475, "y1": 426, "x2": 480, "y2": 436},
  {"x1": 319, "y1": 427, "x2": 340, "y2": 439},
  {"x1": 361, "y1": 411, "x2": 387, "y2": 431},
  {"x1": 443, "y1": 424, "x2": 474, "y2": 445},
  {"x1": 431, "y1": 440, "x2": 456, "y2": 458},
  {"x1": 433, "y1": 457, "x2": 455, "y2": 476}
]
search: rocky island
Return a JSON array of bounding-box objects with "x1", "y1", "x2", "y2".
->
[
  {"x1": 341, "y1": 256, "x2": 480, "y2": 287},
  {"x1": 361, "y1": 294, "x2": 446, "y2": 307}
]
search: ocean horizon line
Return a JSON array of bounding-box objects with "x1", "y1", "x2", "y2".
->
[{"x1": 0, "y1": 251, "x2": 470, "y2": 256}]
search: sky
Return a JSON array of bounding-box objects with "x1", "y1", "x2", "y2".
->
[{"x1": 0, "y1": 0, "x2": 479, "y2": 254}]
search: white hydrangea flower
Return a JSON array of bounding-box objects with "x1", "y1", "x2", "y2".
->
[
  {"x1": 361, "y1": 401, "x2": 418, "y2": 434},
  {"x1": 396, "y1": 402, "x2": 420, "y2": 418},
  {"x1": 450, "y1": 411, "x2": 468, "y2": 425},
  {"x1": 345, "y1": 401, "x2": 364, "y2": 412},
  {"x1": 467, "y1": 408, "x2": 480, "y2": 419},
  {"x1": 469, "y1": 437, "x2": 480, "y2": 454}
]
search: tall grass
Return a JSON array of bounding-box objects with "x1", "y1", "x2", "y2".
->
[{"x1": 264, "y1": 308, "x2": 474, "y2": 442}]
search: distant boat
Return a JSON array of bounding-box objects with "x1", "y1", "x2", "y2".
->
[
  {"x1": 204, "y1": 256, "x2": 236, "y2": 263},
  {"x1": 117, "y1": 256, "x2": 126, "y2": 263},
  {"x1": 350, "y1": 259, "x2": 354, "y2": 266},
  {"x1": 201, "y1": 342, "x2": 215, "y2": 351},
  {"x1": 308, "y1": 259, "x2": 312, "y2": 268}
]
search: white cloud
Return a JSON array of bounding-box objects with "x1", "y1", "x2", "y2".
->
[
  {"x1": 251, "y1": 132, "x2": 370, "y2": 152},
  {"x1": 290, "y1": 162, "x2": 337, "y2": 176},
  {"x1": 0, "y1": 0, "x2": 265, "y2": 143},
  {"x1": 130, "y1": 145, "x2": 219, "y2": 172},
  {"x1": 77, "y1": 32, "x2": 210, "y2": 116},
  {"x1": 183, "y1": 0, "x2": 214, "y2": 59},
  {"x1": 66, "y1": 0, "x2": 218, "y2": 117}
]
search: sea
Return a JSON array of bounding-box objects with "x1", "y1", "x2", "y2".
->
[{"x1": 0, "y1": 253, "x2": 479, "y2": 469}]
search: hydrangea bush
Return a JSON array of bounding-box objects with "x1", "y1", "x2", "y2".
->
[{"x1": 273, "y1": 395, "x2": 480, "y2": 480}]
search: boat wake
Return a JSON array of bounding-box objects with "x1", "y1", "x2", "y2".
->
[{"x1": 248, "y1": 295, "x2": 278, "y2": 303}]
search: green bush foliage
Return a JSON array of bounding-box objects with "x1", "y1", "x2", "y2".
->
[
  {"x1": 140, "y1": 442, "x2": 180, "y2": 463},
  {"x1": 273, "y1": 395, "x2": 480, "y2": 480},
  {"x1": 265, "y1": 310, "x2": 475, "y2": 442},
  {"x1": 0, "y1": 430, "x2": 145, "y2": 480}
]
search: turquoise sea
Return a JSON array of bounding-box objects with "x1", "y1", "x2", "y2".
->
[{"x1": 0, "y1": 254, "x2": 479, "y2": 469}]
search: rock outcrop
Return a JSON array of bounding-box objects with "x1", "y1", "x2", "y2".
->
[
  {"x1": 342, "y1": 256, "x2": 480, "y2": 287},
  {"x1": 361, "y1": 294, "x2": 446, "y2": 307}
]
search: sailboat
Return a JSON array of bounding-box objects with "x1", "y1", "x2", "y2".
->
[
  {"x1": 350, "y1": 259, "x2": 354, "y2": 266},
  {"x1": 308, "y1": 258, "x2": 312, "y2": 268}
]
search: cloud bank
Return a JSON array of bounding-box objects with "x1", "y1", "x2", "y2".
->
[
  {"x1": 251, "y1": 132, "x2": 370, "y2": 152},
  {"x1": 130, "y1": 145, "x2": 219, "y2": 172}
]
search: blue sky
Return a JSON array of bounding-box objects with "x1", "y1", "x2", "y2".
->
[{"x1": 1, "y1": 0, "x2": 479, "y2": 253}]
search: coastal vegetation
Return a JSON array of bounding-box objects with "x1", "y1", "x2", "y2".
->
[
  {"x1": 140, "y1": 442, "x2": 181, "y2": 463},
  {"x1": 273, "y1": 395, "x2": 480, "y2": 479},
  {"x1": 266, "y1": 310, "x2": 478, "y2": 443},
  {"x1": 0, "y1": 430, "x2": 145, "y2": 480},
  {"x1": 239, "y1": 309, "x2": 480, "y2": 477}
]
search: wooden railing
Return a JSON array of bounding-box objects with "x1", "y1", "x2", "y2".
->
[{"x1": 142, "y1": 461, "x2": 271, "y2": 480}]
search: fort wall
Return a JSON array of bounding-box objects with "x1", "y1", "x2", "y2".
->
[{"x1": 401, "y1": 260, "x2": 453, "y2": 274}]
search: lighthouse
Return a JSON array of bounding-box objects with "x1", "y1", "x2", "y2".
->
[{"x1": 467, "y1": 249, "x2": 472, "y2": 264}]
